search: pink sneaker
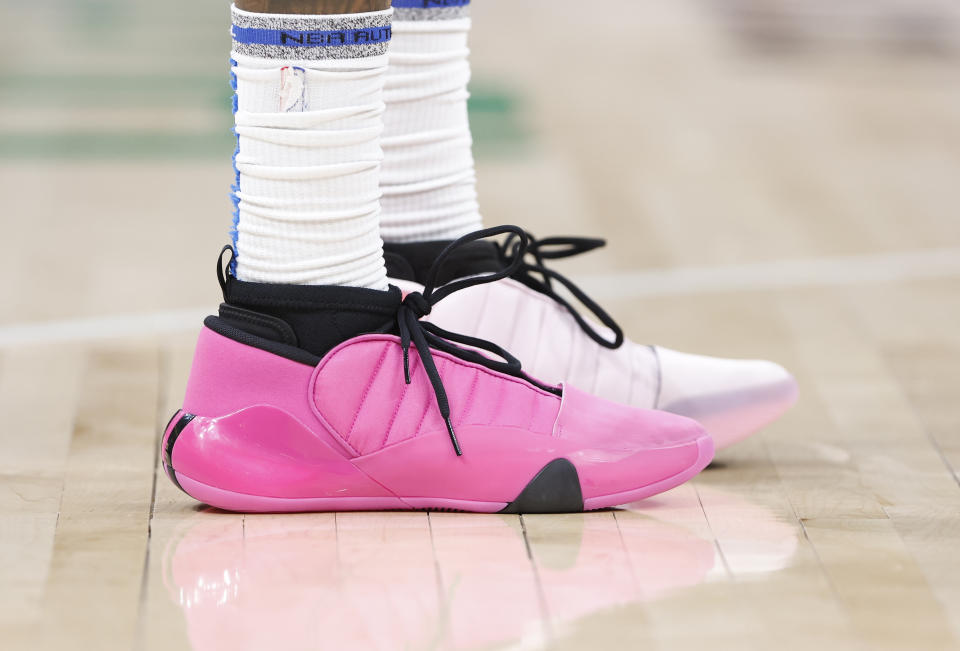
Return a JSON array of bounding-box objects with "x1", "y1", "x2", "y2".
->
[
  {"x1": 162, "y1": 228, "x2": 713, "y2": 513},
  {"x1": 384, "y1": 234, "x2": 798, "y2": 450}
]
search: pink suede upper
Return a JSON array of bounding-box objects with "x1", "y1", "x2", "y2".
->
[
  {"x1": 556, "y1": 385, "x2": 705, "y2": 451},
  {"x1": 311, "y1": 335, "x2": 559, "y2": 457},
  {"x1": 183, "y1": 327, "x2": 352, "y2": 457}
]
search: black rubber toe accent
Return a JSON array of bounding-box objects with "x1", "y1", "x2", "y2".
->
[
  {"x1": 499, "y1": 458, "x2": 584, "y2": 514},
  {"x1": 163, "y1": 412, "x2": 195, "y2": 493}
]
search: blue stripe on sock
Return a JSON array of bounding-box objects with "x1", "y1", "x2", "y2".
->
[
  {"x1": 392, "y1": 0, "x2": 470, "y2": 7},
  {"x1": 231, "y1": 25, "x2": 392, "y2": 47},
  {"x1": 229, "y1": 57, "x2": 240, "y2": 275}
]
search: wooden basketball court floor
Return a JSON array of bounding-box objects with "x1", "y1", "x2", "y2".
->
[{"x1": 2, "y1": 1, "x2": 960, "y2": 649}]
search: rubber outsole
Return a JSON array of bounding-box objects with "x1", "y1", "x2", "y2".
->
[{"x1": 499, "y1": 458, "x2": 584, "y2": 514}]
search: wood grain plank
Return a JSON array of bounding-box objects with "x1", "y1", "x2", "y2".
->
[
  {"x1": 779, "y1": 289, "x2": 960, "y2": 647},
  {"x1": 38, "y1": 345, "x2": 160, "y2": 651},
  {"x1": 804, "y1": 517, "x2": 959, "y2": 651},
  {"x1": 522, "y1": 512, "x2": 642, "y2": 630},
  {"x1": 428, "y1": 513, "x2": 548, "y2": 649},
  {"x1": 0, "y1": 345, "x2": 85, "y2": 645},
  {"x1": 139, "y1": 334, "x2": 205, "y2": 651}
]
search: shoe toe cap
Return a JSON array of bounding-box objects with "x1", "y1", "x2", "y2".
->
[
  {"x1": 555, "y1": 384, "x2": 714, "y2": 501},
  {"x1": 656, "y1": 347, "x2": 799, "y2": 449}
]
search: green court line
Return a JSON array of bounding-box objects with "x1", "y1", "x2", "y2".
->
[
  {"x1": 0, "y1": 73, "x2": 231, "y2": 108},
  {"x1": 0, "y1": 131, "x2": 235, "y2": 160},
  {"x1": 0, "y1": 83, "x2": 529, "y2": 160}
]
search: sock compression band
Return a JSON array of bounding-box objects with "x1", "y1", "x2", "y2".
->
[
  {"x1": 230, "y1": 5, "x2": 392, "y2": 289},
  {"x1": 392, "y1": 0, "x2": 471, "y2": 22},
  {"x1": 378, "y1": 0, "x2": 483, "y2": 244}
]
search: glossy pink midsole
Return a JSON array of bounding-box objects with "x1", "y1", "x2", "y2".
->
[
  {"x1": 173, "y1": 435, "x2": 709, "y2": 513},
  {"x1": 164, "y1": 404, "x2": 711, "y2": 513},
  {"x1": 166, "y1": 424, "x2": 713, "y2": 514},
  {"x1": 174, "y1": 473, "x2": 508, "y2": 513}
]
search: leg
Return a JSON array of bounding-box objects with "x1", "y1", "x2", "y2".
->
[
  {"x1": 230, "y1": 0, "x2": 392, "y2": 286},
  {"x1": 379, "y1": 0, "x2": 482, "y2": 242}
]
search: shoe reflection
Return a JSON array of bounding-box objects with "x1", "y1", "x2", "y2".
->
[
  {"x1": 162, "y1": 488, "x2": 796, "y2": 651},
  {"x1": 625, "y1": 484, "x2": 800, "y2": 577}
]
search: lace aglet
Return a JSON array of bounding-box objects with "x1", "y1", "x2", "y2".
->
[
  {"x1": 403, "y1": 351, "x2": 411, "y2": 384},
  {"x1": 445, "y1": 417, "x2": 463, "y2": 456}
]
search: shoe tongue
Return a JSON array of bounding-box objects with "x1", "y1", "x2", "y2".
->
[
  {"x1": 383, "y1": 239, "x2": 502, "y2": 285},
  {"x1": 222, "y1": 277, "x2": 402, "y2": 359}
]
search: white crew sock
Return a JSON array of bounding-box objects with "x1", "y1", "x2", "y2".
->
[
  {"x1": 379, "y1": 1, "x2": 483, "y2": 243},
  {"x1": 229, "y1": 5, "x2": 392, "y2": 288}
]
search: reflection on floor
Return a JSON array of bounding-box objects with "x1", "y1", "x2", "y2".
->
[{"x1": 163, "y1": 486, "x2": 797, "y2": 650}]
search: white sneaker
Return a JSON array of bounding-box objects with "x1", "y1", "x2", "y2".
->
[{"x1": 384, "y1": 233, "x2": 798, "y2": 450}]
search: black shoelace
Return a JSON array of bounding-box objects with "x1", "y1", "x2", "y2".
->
[
  {"x1": 499, "y1": 232, "x2": 624, "y2": 350},
  {"x1": 388, "y1": 225, "x2": 558, "y2": 457}
]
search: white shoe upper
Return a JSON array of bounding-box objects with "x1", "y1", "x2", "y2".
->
[{"x1": 391, "y1": 276, "x2": 797, "y2": 449}]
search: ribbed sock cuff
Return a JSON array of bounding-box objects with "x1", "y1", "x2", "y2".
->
[
  {"x1": 393, "y1": 0, "x2": 470, "y2": 22},
  {"x1": 231, "y1": 5, "x2": 393, "y2": 61}
]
